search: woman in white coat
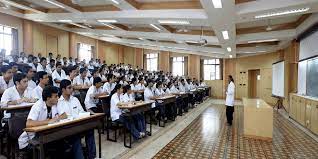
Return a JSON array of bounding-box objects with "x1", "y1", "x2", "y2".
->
[{"x1": 225, "y1": 75, "x2": 235, "y2": 126}]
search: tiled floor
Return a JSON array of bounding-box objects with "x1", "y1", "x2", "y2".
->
[{"x1": 153, "y1": 104, "x2": 318, "y2": 159}]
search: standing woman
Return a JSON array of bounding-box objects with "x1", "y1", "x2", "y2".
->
[{"x1": 225, "y1": 75, "x2": 235, "y2": 126}]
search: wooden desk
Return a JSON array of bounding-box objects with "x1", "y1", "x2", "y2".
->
[
  {"x1": 118, "y1": 101, "x2": 155, "y2": 148},
  {"x1": 73, "y1": 86, "x2": 90, "y2": 91},
  {"x1": 25, "y1": 113, "x2": 105, "y2": 159},
  {"x1": 155, "y1": 95, "x2": 176, "y2": 105},
  {"x1": 155, "y1": 95, "x2": 177, "y2": 127},
  {"x1": 242, "y1": 98, "x2": 273, "y2": 140},
  {"x1": 97, "y1": 94, "x2": 110, "y2": 99},
  {"x1": 0, "y1": 103, "x2": 34, "y2": 115}
]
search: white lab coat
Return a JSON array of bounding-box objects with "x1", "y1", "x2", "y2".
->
[{"x1": 225, "y1": 81, "x2": 235, "y2": 106}]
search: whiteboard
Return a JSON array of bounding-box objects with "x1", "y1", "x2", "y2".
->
[
  {"x1": 298, "y1": 60, "x2": 307, "y2": 95},
  {"x1": 300, "y1": 29, "x2": 318, "y2": 60},
  {"x1": 272, "y1": 61, "x2": 285, "y2": 97}
]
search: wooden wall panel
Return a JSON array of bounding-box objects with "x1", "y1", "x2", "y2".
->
[
  {"x1": 135, "y1": 48, "x2": 143, "y2": 69},
  {"x1": 23, "y1": 20, "x2": 33, "y2": 54},
  {"x1": 188, "y1": 54, "x2": 200, "y2": 79},
  {"x1": 46, "y1": 35, "x2": 58, "y2": 57},
  {"x1": 123, "y1": 46, "x2": 135, "y2": 66},
  {"x1": 205, "y1": 80, "x2": 224, "y2": 98},
  {"x1": 159, "y1": 51, "x2": 170, "y2": 72}
]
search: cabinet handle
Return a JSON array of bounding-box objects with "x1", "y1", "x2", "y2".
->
[{"x1": 316, "y1": 105, "x2": 318, "y2": 109}]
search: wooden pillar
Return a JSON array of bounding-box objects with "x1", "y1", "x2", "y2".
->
[
  {"x1": 23, "y1": 20, "x2": 33, "y2": 54},
  {"x1": 188, "y1": 54, "x2": 200, "y2": 79},
  {"x1": 159, "y1": 51, "x2": 170, "y2": 72},
  {"x1": 135, "y1": 48, "x2": 143, "y2": 68},
  {"x1": 69, "y1": 32, "x2": 77, "y2": 58}
]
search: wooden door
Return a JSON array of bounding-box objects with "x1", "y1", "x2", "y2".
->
[
  {"x1": 310, "y1": 100, "x2": 318, "y2": 134},
  {"x1": 305, "y1": 100, "x2": 312, "y2": 129},
  {"x1": 298, "y1": 97, "x2": 306, "y2": 126}
]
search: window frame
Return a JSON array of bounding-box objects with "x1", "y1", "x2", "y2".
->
[
  {"x1": 203, "y1": 59, "x2": 221, "y2": 80},
  {"x1": 146, "y1": 53, "x2": 158, "y2": 71},
  {"x1": 78, "y1": 43, "x2": 92, "y2": 63},
  {"x1": 0, "y1": 25, "x2": 13, "y2": 55},
  {"x1": 172, "y1": 56, "x2": 185, "y2": 76}
]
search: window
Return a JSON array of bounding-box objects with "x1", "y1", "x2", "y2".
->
[
  {"x1": 0, "y1": 25, "x2": 13, "y2": 55},
  {"x1": 146, "y1": 53, "x2": 158, "y2": 71},
  {"x1": 172, "y1": 57, "x2": 184, "y2": 76},
  {"x1": 203, "y1": 59, "x2": 221, "y2": 80},
  {"x1": 78, "y1": 43, "x2": 92, "y2": 63}
]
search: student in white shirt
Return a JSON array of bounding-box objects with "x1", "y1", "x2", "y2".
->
[
  {"x1": 25, "y1": 66, "x2": 36, "y2": 89},
  {"x1": 110, "y1": 84, "x2": 143, "y2": 139},
  {"x1": 28, "y1": 56, "x2": 38, "y2": 70},
  {"x1": 1, "y1": 73, "x2": 37, "y2": 118},
  {"x1": 154, "y1": 81, "x2": 166, "y2": 96},
  {"x1": 200, "y1": 80, "x2": 207, "y2": 87},
  {"x1": 66, "y1": 66, "x2": 77, "y2": 84},
  {"x1": 135, "y1": 77, "x2": 145, "y2": 91},
  {"x1": 18, "y1": 52, "x2": 28, "y2": 64},
  {"x1": 73, "y1": 68, "x2": 91, "y2": 87},
  {"x1": 57, "y1": 80, "x2": 96, "y2": 159},
  {"x1": 18, "y1": 86, "x2": 85, "y2": 159},
  {"x1": 122, "y1": 85, "x2": 146, "y2": 137},
  {"x1": 37, "y1": 57, "x2": 52, "y2": 74},
  {"x1": 47, "y1": 59, "x2": 56, "y2": 73},
  {"x1": 85, "y1": 77, "x2": 107, "y2": 113},
  {"x1": 225, "y1": 75, "x2": 235, "y2": 126},
  {"x1": 178, "y1": 79, "x2": 186, "y2": 92},
  {"x1": 52, "y1": 62, "x2": 67, "y2": 87},
  {"x1": 89, "y1": 69, "x2": 99, "y2": 85},
  {"x1": 0, "y1": 65, "x2": 14, "y2": 94},
  {"x1": 32, "y1": 71, "x2": 49, "y2": 100},
  {"x1": 102, "y1": 75, "x2": 116, "y2": 94}
]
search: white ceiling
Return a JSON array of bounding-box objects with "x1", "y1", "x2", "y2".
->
[{"x1": 1, "y1": 0, "x2": 318, "y2": 58}]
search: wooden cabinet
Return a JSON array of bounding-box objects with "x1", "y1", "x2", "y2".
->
[
  {"x1": 310, "y1": 100, "x2": 318, "y2": 134},
  {"x1": 289, "y1": 93, "x2": 318, "y2": 135}
]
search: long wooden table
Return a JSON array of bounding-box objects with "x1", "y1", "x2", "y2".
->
[
  {"x1": 0, "y1": 103, "x2": 34, "y2": 116},
  {"x1": 118, "y1": 100, "x2": 155, "y2": 148},
  {"x1": 24, "y1": 113, "x2": 105, "y2": 159},
  {"x1": 155, "y1": 95, "x2": 177, "y2": 127}
]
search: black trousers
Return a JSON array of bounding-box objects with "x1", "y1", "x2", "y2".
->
[{"x1": 226, "y1": 106, "x2": 234, "y2": 124}]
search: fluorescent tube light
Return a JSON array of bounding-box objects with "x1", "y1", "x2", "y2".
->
[
  {"x1": 158, "y1": 20, "x2": 190, "y2": 25},
  {"x1": 222, "y1": 30, "x2": 229, "y2": 40},
  {"x1": 44, "y1": 0, "x2": 65, "y2": 9},
  {"x1": 110, "y1": 0, "x2": 120, "y2": 5},
  {"x1": 150, "y1": 24, "x2": 161, "y2": 31},
  {"x1": 212, "y1": 0, "x2": 222, "y2": 8},
  {"x1": 97, "y1": 19, "x2": 117, "y2": 23},
  {"x1": 227, "y1": 47, "x2": 232, "y2": 52},
  {"x1": 255, "y1": 7, "x2": 310, "y2": 19},
  {"x1": 58, "y1": 19, "x2": 72, "y2": 22},
  {"x1": 248, "y1": 39, "x2": 278, "y2": 43},
  {"x1": 101, "y1": 23, "x2": 115, "y2": 29},
  {"x1": 229, "y1": 55, "x2": 233, "y2": 58}
]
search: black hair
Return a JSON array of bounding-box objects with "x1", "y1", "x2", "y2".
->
[
  {"x1": 40, "y1": 57, "x2": 46, "y2": 63},
  {"x1": 56, "y1": 62, "x2": 62, "y2": 67},
  {"x1": 50, "y1": 59, "x2": 55, "y2": 63},
  {"x1": 13, "y1": 73, "x2": 27, "y2": 85},
  {"x1": 156, "y1": 81, "x2": 162, "y2": 88},
  {"x1": 93, "y1": 77, "x2": 102, "y2": 85},
  {"x1": 123, "y1": 85, "x2": 131, "y2": 94},
  {"x1": 42, "y1": 86, "x2": 59, "y2": 101},
  {"x1": 92, "y1": 69, "x2": 99, "y2": 76},
  {"x1": 110, "y1": 84, "x2": 122, "y2": 97},
  {"x1": 1, "y1": 65, "x2": 12, "y2": 74},
  {"x1": 229, "y1": 75, "x2": 234, "y2": 83},
  {"x1": 25, "y1": 66, "x2": 33, "y2": 73},
  {"x1": 80, "y1": 68, "x2": 87, "y2": 74},
  {"x1": 60, "y1": 79, "x2": 72, "y2": 91},
  {"x1": 37, "y1": 71, "x2": 48, "y2": 81}
]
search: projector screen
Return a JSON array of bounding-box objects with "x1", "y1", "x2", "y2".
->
[{"x1": 272, "y1": 61, "x2": 285, "y2": 97}]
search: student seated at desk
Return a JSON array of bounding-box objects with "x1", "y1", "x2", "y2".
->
[
  {"x1": 32, "y1": 71, "x2": 49, "y2": 100},
  {"x1": 57, "y1": 79, "x2": 96, "y2": 159},
  {"x1": 144, "y1": 80, "x2": 165, "y2": 123},
  {"x1": 66, "y1": 66, "x2": 77, "y2": 84},
  {"x1": 37, "y1": 57, "x2": 52, "y2": 74},
  {"x1": 18, "y1": 86, "x2": 85, "y2": 159},
  {"x1": 73, "y1": 68, "x2": 91, "y2": 87},
  {"x1": 1, "y1": 73, "x2": 36, "y2": 118},
  {"x1": 85, "y1": 77, "x2": 107, "y2": 113},
  {"x1": 102, "y1": 74, "x2": 116, "y2": 94},
  {"x1": 154, "y1": 81, "x2": 166, "y2": 96},
  {"x1": 0, "y1": 65, "x2": 14, "y2": 94},
  {"x1": 110, "y1": 84, "x2": 144, "y2": 139},
  {"x1": 52, "y1": 62, "x2": 67, "y2": 87},
  {"x1": 121, "y1": 85, "x2": 146, "y2": 137},
  {"x1": 25, "y1": 66, "x2": 36, "y2": 89}
]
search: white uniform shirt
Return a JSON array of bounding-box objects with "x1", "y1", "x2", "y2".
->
[
  {"x1": 179, "y1": 84, "x2": 186, "y2": 92},
  {"x1": 31, "y1": 85, "x2": 43, "y2": 100},
  {"x1": 73, "y1": 75, "x2": 91, "y2": 86},
  {"x1": 36, "y1": 65, "x2": 52, "y2": 74},
  {"x1": 121, "y1": 93, "x2": 135, "y2": 102},
  {"x1": 135, "y1": 83, "x2": 145, "y2": 91},
  {"x1": 27, "y1": 80, "x2": 36, "y2": 89},
  {"x1": 102, "y1": 82, "x2": 115, "y2": 94},
  {"x1": 154, "y1": 88, "x2": 165, "y2": 96},
  {"x1": 225, "y1": 81, "x2": 235, "y2": 106},
  {"x1": 170, "y1": 85, "x2": 180, "y2": 93},
  {"x1": 144, "y1": 87, "x2": 155, "y2": 108},
  {"x1": 18, "y1": 57, "x2": 28, "y2": 63},
  {"x1": 84, "y1": 85, "x2": 103, "y2": 110},
  {"x1": 57, "y1": 95, "x2": 85, "y2": 118},
  {"x1": 28, "y1": 63, "x2": 37, "y2": 70},
  {"x1": 110, "y1": 93, "x2": 122, "y2": 121},
  {"x1": 0, "y1": 76, "x2": 14, "y2": 90},
  {"x1": 18, "y1": 100, "x2": 58, "y2": 149},
  {"x1": 52, "y1": 70, "x2": 67, "y2": 87}
]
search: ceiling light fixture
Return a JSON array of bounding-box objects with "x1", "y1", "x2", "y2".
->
[
  {"x1": 97, "y1": 19, "x2": 117, "y2": 23},
  {"x1": 34, "y1": 19, "x2": 43, "y2": 22},
  {"x1": 255, "y1": 7, "x2": 310, "y2": 19},
  {"x1": 247, "y1": 39, "x2": 278, "y2": 43},
  {"x1": 101, "y1": 23, "x2": 115, "y2": 29},
  {"x1": 138, "y1": 38, "x2": 144, "y2": 40},
  {"x1": 229, "y1": 55, "x2": 233, "y2": 58},
  {"x1": 110, "y1": 0, "x2": 120, "y2": 5},
  {"x1": 212, "y1": 0, "x2": 222, "y2": 8},
  {"x1": 158, "y1": 20, "x2": 190, "y2": 25},
  {"x1": 58, "y1": 19, "x2": 72, "y2": 22},
  {"x1": 44, "y1": 0, "x2": 65, "y2": 9},
  {"x1": 150, "y1": 24, "x2": 161, "y2": 31},
  {"x1": 222, "y1": 30, "x2": 229, "y2": 40},
  {"x1": 227, "y1": 47, "x2": 232, "y2": 52}
]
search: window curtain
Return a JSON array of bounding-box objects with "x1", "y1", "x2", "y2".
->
[
  {"x1": 169, "y1": 57, "x2": 173, "y2": 73},
  {"x1": 91, "y1": 46, "x2": 95, "y2": 59},
  {"x1": 200, "y1": 59, "x2": 204, "y2": 80},
  {"x1": 220, "y1": 59, "x2": 223, "y2": 80},
  {"x1": 184, "y1": 56, "x2": 188, "y2": 76},
  {"x1": 11, "y1": 28, "x2": 18, "y2": 55},
  {"x1": 76, "y1": 43, "x2": 81, "y2": 58},
  {"x1": 143, "y1": 53, "x2": 147, "y2": 70}
]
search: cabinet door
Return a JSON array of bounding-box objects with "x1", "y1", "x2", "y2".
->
[
  {"x1": 296, "y1": 97, "x2": 301, "y2": 123},
  {"x1": 305, "y1": 100, "x2": 312, "y2": 129},
  {"x1": 310, "y1": 101, "x2": 318, "y2": 135},
  {"x1": 290, "y1": 95, "x2": 297, "y2": 119},
  {"x1": 299, "y1": 97, "x2": 306, "y2": 126}
]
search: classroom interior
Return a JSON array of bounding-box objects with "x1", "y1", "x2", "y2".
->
[{"x1": 0, "y1": 0, "x2": 318, "y2": 158}]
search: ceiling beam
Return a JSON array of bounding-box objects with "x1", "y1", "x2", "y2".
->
[
  {"x1": 0, "y1": 0, "x2": 45, "y2": 14},
  {"x1": 236, "y1": 29, "x2": 296, "y2": 44}
]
